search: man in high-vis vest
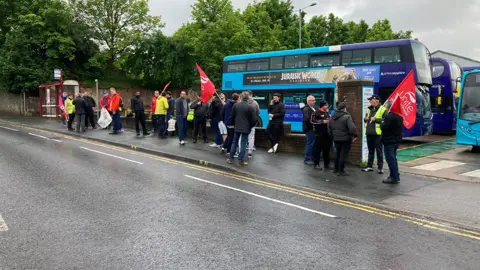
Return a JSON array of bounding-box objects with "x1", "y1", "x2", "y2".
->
[{"x1": 362, "y1": 94, "x2": 387, "y2": 174}]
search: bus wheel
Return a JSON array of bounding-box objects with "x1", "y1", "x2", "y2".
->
[{"x1": 472, "y1": 146, "x2": 480, "y2": 153}]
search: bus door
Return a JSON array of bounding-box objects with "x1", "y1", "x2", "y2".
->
[
  {"x1": 282, "y1": 91, "x2": 307, "y2": 132},
  {"x1": 250, "y1": 91, "x2": 270, "y2": 128}
]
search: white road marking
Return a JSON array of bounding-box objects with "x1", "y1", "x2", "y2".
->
[
  {"x1": 461, "y1": 169, "x2": 480, "y2": 178},
  {"x1": 28, "y1": 133, "x2": 49, "y2": 140},
  {"x1": 28, "y1": 133, "x2": 62, "y2": 143},
  {"x1": 184, "y1": 175, "x2": 337, "y2": 218},
  {"x1": 412, "y1": 161, "x2": 465, "y2": 171},
  {"x1": 80, "y1": 147, "x2": 143, "y2": 165},
  {"x1": 0, "y1": 214, "x2": 8, "y2": 232},
  {"x1": 0, "y1": 126, "x2": 18, "y2": 132}
]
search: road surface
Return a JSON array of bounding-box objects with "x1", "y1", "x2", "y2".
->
[{"x1": 0, "y1": 125, "x2": 478, "y2": 269}]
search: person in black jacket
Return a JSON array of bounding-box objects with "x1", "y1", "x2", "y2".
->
[
  {"x1": 164, "y1": 91, "x2": 175, "y2": 136},
  {"x1": 72, "y1": 93, "x2": 88, "y2": 133},
  {"x1": 227, "y1": 92, "x2": 257, "y2": 166},
  {"x1": 190, "y1": 96, "x2": 211, "y2": 143},
  {"x1": 131, "y1": 91, "x2": 150, "y2": 136},
  {"x1": 209, "y1": 95, "x2": 224, "y2": 147},
  {"x1": 83, "y1": 91, "x2": 97, "y2": 129},
  {"x1": 302, "y1": 95, "x2": 317, "y2": 164},
  {"x1": 381, "y1": 100, "x2": 404, "y2": 184},
  {"x1": 328, "y1": 102, "x2": 358, "y2": 176},
  {"x1": 312, "y1": 100, "x2": 332, "y2": 170},
  {"x1": 267, "y1": 93, "x2": 286, "y2": 153},
  {"x1": 221, "y1": 93, "x2": 239, "y2": 153}
]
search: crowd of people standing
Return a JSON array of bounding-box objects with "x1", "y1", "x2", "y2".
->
[{"x1": 61, "y1": 88, "x2": 403, "y2": 181}]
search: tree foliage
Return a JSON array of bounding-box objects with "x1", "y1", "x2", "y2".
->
[
  {"x1": 0, "y1": 0, "x2": 414, "y2": 93},
  {"x1": 70, "y1": 0, "x2": 162, "y2": 68}
]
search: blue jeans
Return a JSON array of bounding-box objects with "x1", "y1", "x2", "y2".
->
[
  {"x1": 176, "y1": 116, "x2": 187, "y2": 141},
  {"x1": 112, "y1": 111, "x2": 122, "y2": 131},
  {"x1": 384, "y1": 143, "x2": 400, "y2": 180},
  {"x1": 304, "y1": 131, "x2": 316, "y2": 162},
  {"x1": 210, "y1": 119, "x2": 223, "y2": 145},
  {"x1": 229, "y1": 132, "x2": 249, "y2": 161}
]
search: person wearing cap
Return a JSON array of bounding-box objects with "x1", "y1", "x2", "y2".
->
[
  {"x1": 328, "y1": 102, "x2": 357, "y2": 176},
  {"x1": 362, "y1": 94, "x2": 387, "y2": 174},
  {"x1": 312, "y1": 100, "x2": 332, "y2": 170},
  {"x1": 267, "y1": 93, "x2": 285, "y2": 153},
  {"x1": 302, "y1": 95, "x2": 317, "y2": 164}
]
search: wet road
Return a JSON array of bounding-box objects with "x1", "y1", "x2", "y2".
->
[{"x1": 0, "y1": 125, "x2": 479, "y2": 269}]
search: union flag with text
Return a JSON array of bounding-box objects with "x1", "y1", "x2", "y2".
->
[
  {"x1": 196, "y1": 63, "x2": 216, "y2": 103},
  {"x1": 387, "y1": 70, "x2": 416, "y2": 129}
]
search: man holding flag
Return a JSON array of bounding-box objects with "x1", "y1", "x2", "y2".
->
[{"x1": 381, "y1": 70, "x2": 416, "y2": 184}]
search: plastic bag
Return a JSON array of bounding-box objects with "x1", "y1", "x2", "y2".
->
[{"x1": 97, "y1": 108, "x2": 112, "y2": 128}]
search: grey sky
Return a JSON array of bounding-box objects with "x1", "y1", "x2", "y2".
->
[{"x1": 150, "y1": 0, "x2": 480, "y2": 60}]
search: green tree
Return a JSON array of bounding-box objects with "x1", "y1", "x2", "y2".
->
[
  {"x1": 366, "y1": 19, "x2": 412, "y2": 42},
  {"x1": 0, "y1": 0, "x2": 99, "y2": 93},
  {"x1": 242, "y1": 3, "x2": 283, "y2": 52},
  {"x1": 70, "y1": 0, "x2": 162, "y2": 68},
  {"x1": 324, "y1": 13, "x2": 349, "y2": 45},
  {"x1": 345, "y1": 19, "x2": 369, "y2": 44},
  {"x1": 175, "y1": 0, "x2": 252, "y2": 86},
  {"x1": 124, "y1": 32, "x2": 196, "y2": 89},
  {"x1": 307, "y1": 15, "x2": 327, "y2": 47}
]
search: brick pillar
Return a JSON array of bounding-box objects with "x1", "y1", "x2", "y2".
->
[{"x1": 336, "y1": 80, "x2": 375, "y2": 165}]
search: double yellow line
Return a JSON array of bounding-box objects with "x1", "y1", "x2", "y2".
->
[{"x1": 3, "y1": 120, "x2": 480, "y2": 241}]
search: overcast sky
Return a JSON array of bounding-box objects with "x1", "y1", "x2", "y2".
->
[{"x1": 150, "y1": 0, "x2": 480, "y2": 60}]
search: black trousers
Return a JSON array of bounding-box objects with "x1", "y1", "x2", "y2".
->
[
  {"x1": 314, "y1": 135, "x2": 332, "y2": 167},
  {"x1": 85, "y1": 110, "x2": 95, "y2": 128},
  {"x1": 157, "y1": 115, "x2": 166, "y2": 138},
  {"x1": 67, "y1": 113, "x2": 75, "y2": 130},
  {"x1": 267, "y1": 122, "x2": 283, "y2": 148},
  {"x1": 366, "y1": 135, "x2": 384, "y2": 169},
  {"x1": 135, "y1": 110, "x2": 147, "y2": 134},
  {"x1": 193, "y1": 117, "x2": 207, "y2": 141},
  {"x1": 223, "y1": 127, "x2": 234, "y2": 151},
  {"x1": 334, "y1": 140, "x2": 352, "y2": 172}
]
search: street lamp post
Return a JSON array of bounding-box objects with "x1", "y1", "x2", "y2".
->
[{"x1": 299, "y1": 2, "x2": 317, "y2": 49}]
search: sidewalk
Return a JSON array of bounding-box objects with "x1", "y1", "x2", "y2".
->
[{"x1": 2, "y1": 115, "x2": 480, "y2": 230}]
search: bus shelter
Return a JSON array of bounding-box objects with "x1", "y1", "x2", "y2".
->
[{"x1": 39, "y1": 80, "x2": 80, "y2": 118}]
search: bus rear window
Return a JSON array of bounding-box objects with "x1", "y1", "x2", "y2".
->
[
  {"x1": 311, "y1": 54, "x2": 340, "y2": 67},
  {"x1": 285, "y1": 55, "x2": 309, "y2": 69},
  {"x1": 227, "y1": 61, "x2": 246, "y2": 72},
  {"x1": 342, "y1": 49, "x2": 372, "y2": 65},
  {"x1": 374, "y1": 47, "x2": 401, "y2": 63},
  {"x1": 247, "y1": 59, "x2": 269, "y2": 71}
]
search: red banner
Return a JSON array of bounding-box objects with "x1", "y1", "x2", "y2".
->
[
  {"x1": 387, "y1": 70, "x2": 416, "y2": 129},
  {"x1": 196, "y1": 63, "x2": 216, "y2": 103},
  {"x1": 58, "y1": 96, "x2": 67, "y2": 118},
  {"x1": 161, "y1": 81, "x2": 171, "y2": 94}
]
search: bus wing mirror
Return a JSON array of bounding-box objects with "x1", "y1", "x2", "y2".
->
[{"x1": 456, "y1": 77, "x2": 462, "y2": 83}]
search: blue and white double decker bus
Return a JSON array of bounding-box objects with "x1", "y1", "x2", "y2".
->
[
  {"x1": 430, "y1": 58, "x2": 463, "y2": 133},
  {"x1": 222, "y1": 39, "x2": 433, "y2": 137},
  {"x1": 457, "y1": 70, "x2": 480, "y2": 152}
]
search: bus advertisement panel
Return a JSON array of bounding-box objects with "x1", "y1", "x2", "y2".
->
[{"x1": 222, "y1": 39, "x2": 433, "y2": 136}]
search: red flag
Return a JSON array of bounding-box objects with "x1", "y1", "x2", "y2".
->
[
  {"x1": 161, "y1": 81, "x2": 171, "y2": 94},
  {"x1": 387, "y1": 70, "x2": 416, "y2": 129},
  {"x1": 196, "y1": 63, "x2": 216, "y2": 103},
  {"x1": 58, "y1": 96, "x2": 67, "y2": 118}
]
